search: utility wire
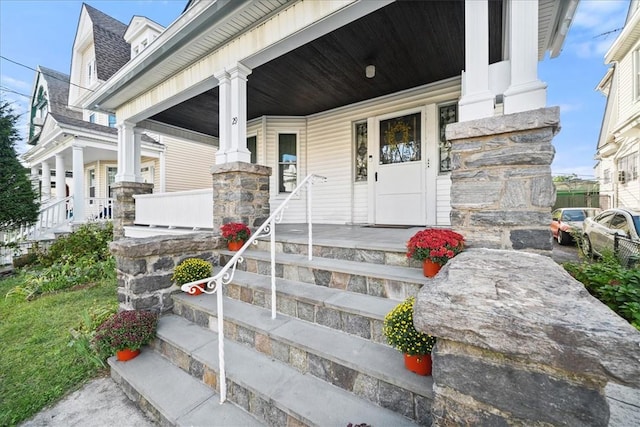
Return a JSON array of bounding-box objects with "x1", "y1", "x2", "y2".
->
[
  {"x1": 0, "y1": 85, "x2": 90, "y2": 113},
  {"x1": 0, "y1": 55, "x2": 95, "y2": 93}
]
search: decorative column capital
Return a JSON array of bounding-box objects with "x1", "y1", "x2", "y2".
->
[{"x1": 228, "y1": 62, "x2": 252, "y2": 80}]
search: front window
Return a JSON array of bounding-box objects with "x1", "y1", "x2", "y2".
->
[
  {"x1": 89, "y1": 113, "x2": 96, "y2": 124},
  {"x1": 278, "y1": 133, "x2": 297, "y2": 193},
  {"x1": 107, "y1": 167, "x2": 117, "y2": 198},
  {"x1": 88, "y1": 169, "x2": 96, "y2": 201},
  {"x1": 617, "y1": 153, "x2": 638, "y2": 182},
  {"x1": 247, "y1": 135, "x2": 257, "y2": 164},
  {"x1": 379, "y1": 112, "x2": 421, "y2": 165},
  {"x1": 108, "y1": 114, "x2": 116, "y2": 128}
]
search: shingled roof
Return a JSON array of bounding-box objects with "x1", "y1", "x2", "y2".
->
[
  {"x1": 38, "y1": 66, "x2": 82, "y2": 120},
  {"x1": 83, "y1": 3, "x2": 130, "y2": 81},
  {"x1": 50, "y1": 113, "x2": 159, "y2": 144}
]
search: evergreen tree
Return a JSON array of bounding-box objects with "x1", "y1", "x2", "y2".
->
[{"x1": 0, "y1": 100, "x2": 39, "y2": 231}]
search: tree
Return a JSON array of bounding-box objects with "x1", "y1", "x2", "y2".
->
[{"x1": 0, "y1": 100, "x2": 39, "y2": 232}]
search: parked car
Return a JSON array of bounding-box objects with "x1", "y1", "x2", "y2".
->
[
  {"x1": 582, "y1": 208, "x2": 640, "y2": 259},
  {"x1": 551, "y1": 208, "x2": 600, "y2": 245}
]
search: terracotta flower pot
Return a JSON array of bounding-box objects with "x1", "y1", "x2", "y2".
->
[
  {"x1": 403, "y1": 353, "x2": 432, "y2": 376},
  {"x1": 116, "y1": 348, "x2": 141, "y2": 362},
  {"x1": 228, "y1": 240, "x2": 244, "y2": 251},
  {"x1": 422, "y1": 259, "x2": 441, "y2": 277},
  {"x1": 187, "y1": 285, "x2": 203, "y2": 296}
]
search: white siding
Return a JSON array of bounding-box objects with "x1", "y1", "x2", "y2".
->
[
  {"x1": 617, "y1": 51, "x2": 635, "y2": 125},
  {"x1": 164, "y1": 136, "x2": 216, "y2": 192},
  {"x1": 275, "y1": 79, "x2": 460, "y2": 224}
]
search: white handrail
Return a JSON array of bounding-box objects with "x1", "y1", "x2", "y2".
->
[{"x1": 180, "y1": 173, "x2": 326, "y2": 404}]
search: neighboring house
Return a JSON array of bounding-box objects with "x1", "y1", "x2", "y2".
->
[
  {"x1": 595, "y1": 0, "x2": 640, "y2": 211},
  {"x1": 82, "y1": 0, "x2": 577, "y2": 235},
  {"x1": 553, "y1": 178, "x2": 600, "y2": 210},
  {"x1": 20, "y1": 3, "x2": 216, "y2": 237}
]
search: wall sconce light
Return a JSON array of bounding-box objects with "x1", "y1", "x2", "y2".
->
[{"x1": 365, "y1": 64, "x2": 376, "y2": 79}]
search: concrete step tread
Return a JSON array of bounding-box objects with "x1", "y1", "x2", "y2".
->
[
  {"x1": 174, "y1": 294, "x2": 433, "y2": 398},
  {"x1": 108, "y1": 350, "x2": 262, "y2": 426},
  {"x1": 232, "y1": 270, "x2": 399, "y2": 319},
  {"x1": 223, "y1": 248, "x2": 426, "y2": 283},
  {"x1": 158, "y1": 314, "x2": 420, "y2": 426}
]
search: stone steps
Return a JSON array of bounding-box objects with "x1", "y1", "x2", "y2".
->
[
  {"x1": 220, "y1": 248, "x2": 427, "y2": 300},
  {"x1": 153, "y1": 314, "x2": 422, "y2": 426},
  {"x1": 109, "y1": 349, "x2": 262, "y2": 426},
  {"x1": 173, "y1": 292, "x2": 433, "y2": 421}
]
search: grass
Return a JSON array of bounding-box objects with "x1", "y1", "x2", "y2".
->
[{"x1": 0, "y1": 271, "x2": 117, "y2": 426}]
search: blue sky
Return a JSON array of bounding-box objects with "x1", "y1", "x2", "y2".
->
[{"x1": 0, "y1": 0, "x2": 630, "y2": 179}]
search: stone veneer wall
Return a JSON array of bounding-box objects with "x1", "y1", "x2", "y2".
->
[
  {"x1": 414, "y1": 249, "x2": 640, "y2": 426},
  {"x1": 447, "y1": 107, "x2": 559, "y2": 253},
  {"x1": 211, "y1": 161, "x2": 271, "y2": 231},
  {"x1": 110, "y1": 233, "x2": 219, "y2": 312},
  {"x1": 111, "y1": 181, "x2": 153, "y2": 240}
]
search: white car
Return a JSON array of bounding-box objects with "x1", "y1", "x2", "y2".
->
[{"x1": 582, "y1": 208, "x2": 640, "y2": 260}]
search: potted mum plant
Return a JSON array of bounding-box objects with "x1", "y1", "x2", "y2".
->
[
  {"x1": 172, "y1": 258, "x2": 213, "y2": 296},
  {"x1": 220, "y1": 222, "x2": 251, "y2": 251},
  {"x1": 383, "y1": 296, "x2": 435, "y2": 375},
  {"x1": 406, "y1": 228, "x2": 464, "y2": 277},
  {"x1": 93, "y1": 310, "x2": 158, "y2": 362}
]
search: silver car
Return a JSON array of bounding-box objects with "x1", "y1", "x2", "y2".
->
[{"x1": 582, "y1": 208, "x2": 640, "y2": 258}]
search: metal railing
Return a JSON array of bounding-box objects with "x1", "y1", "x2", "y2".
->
[
  {"x1": 180, "y1": 173, "x2": 326, "y2": 403},
  {"x1": 614, "y1": 234, "x2": 640, "y2": 268}
]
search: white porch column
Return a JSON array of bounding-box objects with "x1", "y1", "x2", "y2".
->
[
  {"x1": 116, "y1": 122, "x2": 137, "y2": 182},
  {"x1": 503, "y1": 0, "x2": 546, "y2": 114},
  {"x1": 41, "y1": 160, "x2": 51, "y2": 202},
  {"x1": 55, "y1": 153, "x2": 65, "y2": 201},
  {"x1": 214, "y1": 69, "x2": 230, "y2": 165},
  {"x1": 226, "y1": 63, "x2": 252, "y2": 163},
  {"x1": 159, "y1": 149, "x2": 166, "y2": 192},
  {"x1": 30, "y1": 166, "x2": 39, "y2": 194},
  {"x1": 458, "y1": 0, "x2": 494, "y2": 121},
  {"x1": 72, "y1": 144, "x2": 85, "y2": 223},
  {"x1": 133, "y1": 127, "x2": 143, "y2": 183}
]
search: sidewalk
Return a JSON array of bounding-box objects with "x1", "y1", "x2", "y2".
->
[{"x1": 20, "y1": 377, "x2": 155, "y2": 427}]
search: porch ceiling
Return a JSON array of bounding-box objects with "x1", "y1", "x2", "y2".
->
[{"x1": 149, "y1": 1, "x2": 503, "y2": 138}]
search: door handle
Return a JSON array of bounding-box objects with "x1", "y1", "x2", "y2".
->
[{"x1": 375, "y1": 172, "x2": 378, "y2": 182}]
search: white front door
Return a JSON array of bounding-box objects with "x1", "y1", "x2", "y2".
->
[{"x1": 374, "y1": 111, "x2": 425, "y2": 225}]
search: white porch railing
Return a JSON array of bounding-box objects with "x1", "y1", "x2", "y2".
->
[
  {"x1": 180, "y1": 174, "x2": 326, "y2": 404},
  {"x1": 133, "y1": 189, "x2": 213, "y2": 229},
  {"x1": 85, "y1": 197, "x2": 115, "y2": 220},
  {"x1": 31, "y1": 196, "x2": 73, "y2": 239}
]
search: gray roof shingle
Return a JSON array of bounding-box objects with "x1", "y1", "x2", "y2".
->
[
  {"x1": 38, "y1": 66, "x2": 82, "y2": 120},
  {"x1": 83, "y1": 3, "x2": 130, "y2": 81}
]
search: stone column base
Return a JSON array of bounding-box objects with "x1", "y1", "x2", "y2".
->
[
  {"x1": 446, "y1": 107, "x2": 560, "y2": 253},
  {"x1": 112, "y1": 181, "x2": 153, "y2": 240},
  {"x1": 211, "y1": 161, "x2": 271, "y2": 232}
]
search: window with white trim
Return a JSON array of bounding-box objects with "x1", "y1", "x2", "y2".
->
[
  {"x1": 87, "y1": 59, "x2": 96, "y2": 85},
  {"x1": 278, "y1": 133, "x2": 297, "y2": 193},
  {"x1": 617, "y1": 153, "x2": 638, "y2": 183}
]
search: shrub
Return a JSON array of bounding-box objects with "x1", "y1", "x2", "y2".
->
[
  {"x1": 39, "y1": 222, "x2": 113, "y2": 267},
  {"x1": 564, "y1": 252, "x2": 640, "y2": 331},
  {"x1": 68, "y1": 302, "x2": 119, "y2": 367},
  {"x1": 12, "y1": 252, "x2": 39, "y2": 269},
  {"x1": 383, "y1": 297, "x2": 436, "y2": 355}
]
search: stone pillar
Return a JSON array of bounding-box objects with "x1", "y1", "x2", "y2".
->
[
  {"x1": 111, "y1": 181, "x2": 153, "y2": 240},
  {"x1": 447, "y1": 107, "x2": 558, "y2": 252},
  {"x1": 414, "y1": 249, "x2": 640, "y2": 427},
  {"x1": 110, "y1": 233, "x2": 218, "y2": 312},
  {"x1": 41, "y1": 160, "x2": 51, "y2": 202},
  {"x1": 211, "y1": 162, "x2": 271, "y2": 232}
]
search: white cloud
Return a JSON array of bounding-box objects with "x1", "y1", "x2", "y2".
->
[
  {"x1": 573, "y1": 1, "x2": 627, "y2": 32},
  {"x1": 558, "y1": 103, "x2": 582, "y2": 114},
  {"x1": 0, "y1": 74, "x2": 32, "y2": 92}
]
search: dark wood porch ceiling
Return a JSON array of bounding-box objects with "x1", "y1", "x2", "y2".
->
[{"x1": 150, "y1": 0, "x2": 503, "y2": 138}]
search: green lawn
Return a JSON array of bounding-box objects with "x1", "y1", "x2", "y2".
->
[{"x1": 0, "y1": 272, "x2": 117, "y2": 426}]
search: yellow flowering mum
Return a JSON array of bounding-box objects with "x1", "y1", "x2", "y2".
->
[
  {"x1": 383, "y1": 297, "x2": 435, "y2": 356},
  {"x1": 172, "y1": 258, "x2": 213, "y2": 285}
]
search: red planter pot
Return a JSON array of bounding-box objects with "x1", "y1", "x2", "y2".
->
[
  {"x1": 403, "y1": 353, "x2": 432, "y2": 376},
  {"x1": 227, "y1": 240, "x2": 244, "y2": 251},
  {"x1": 422, "y1": 260, "x2": 441, "y2": 277},
  {"x1": 116, "y1": 348, "x2": 141, "y2": 362},
  {"x1": 187, "y1": 285, "x2": 203, "y2": 296}
]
